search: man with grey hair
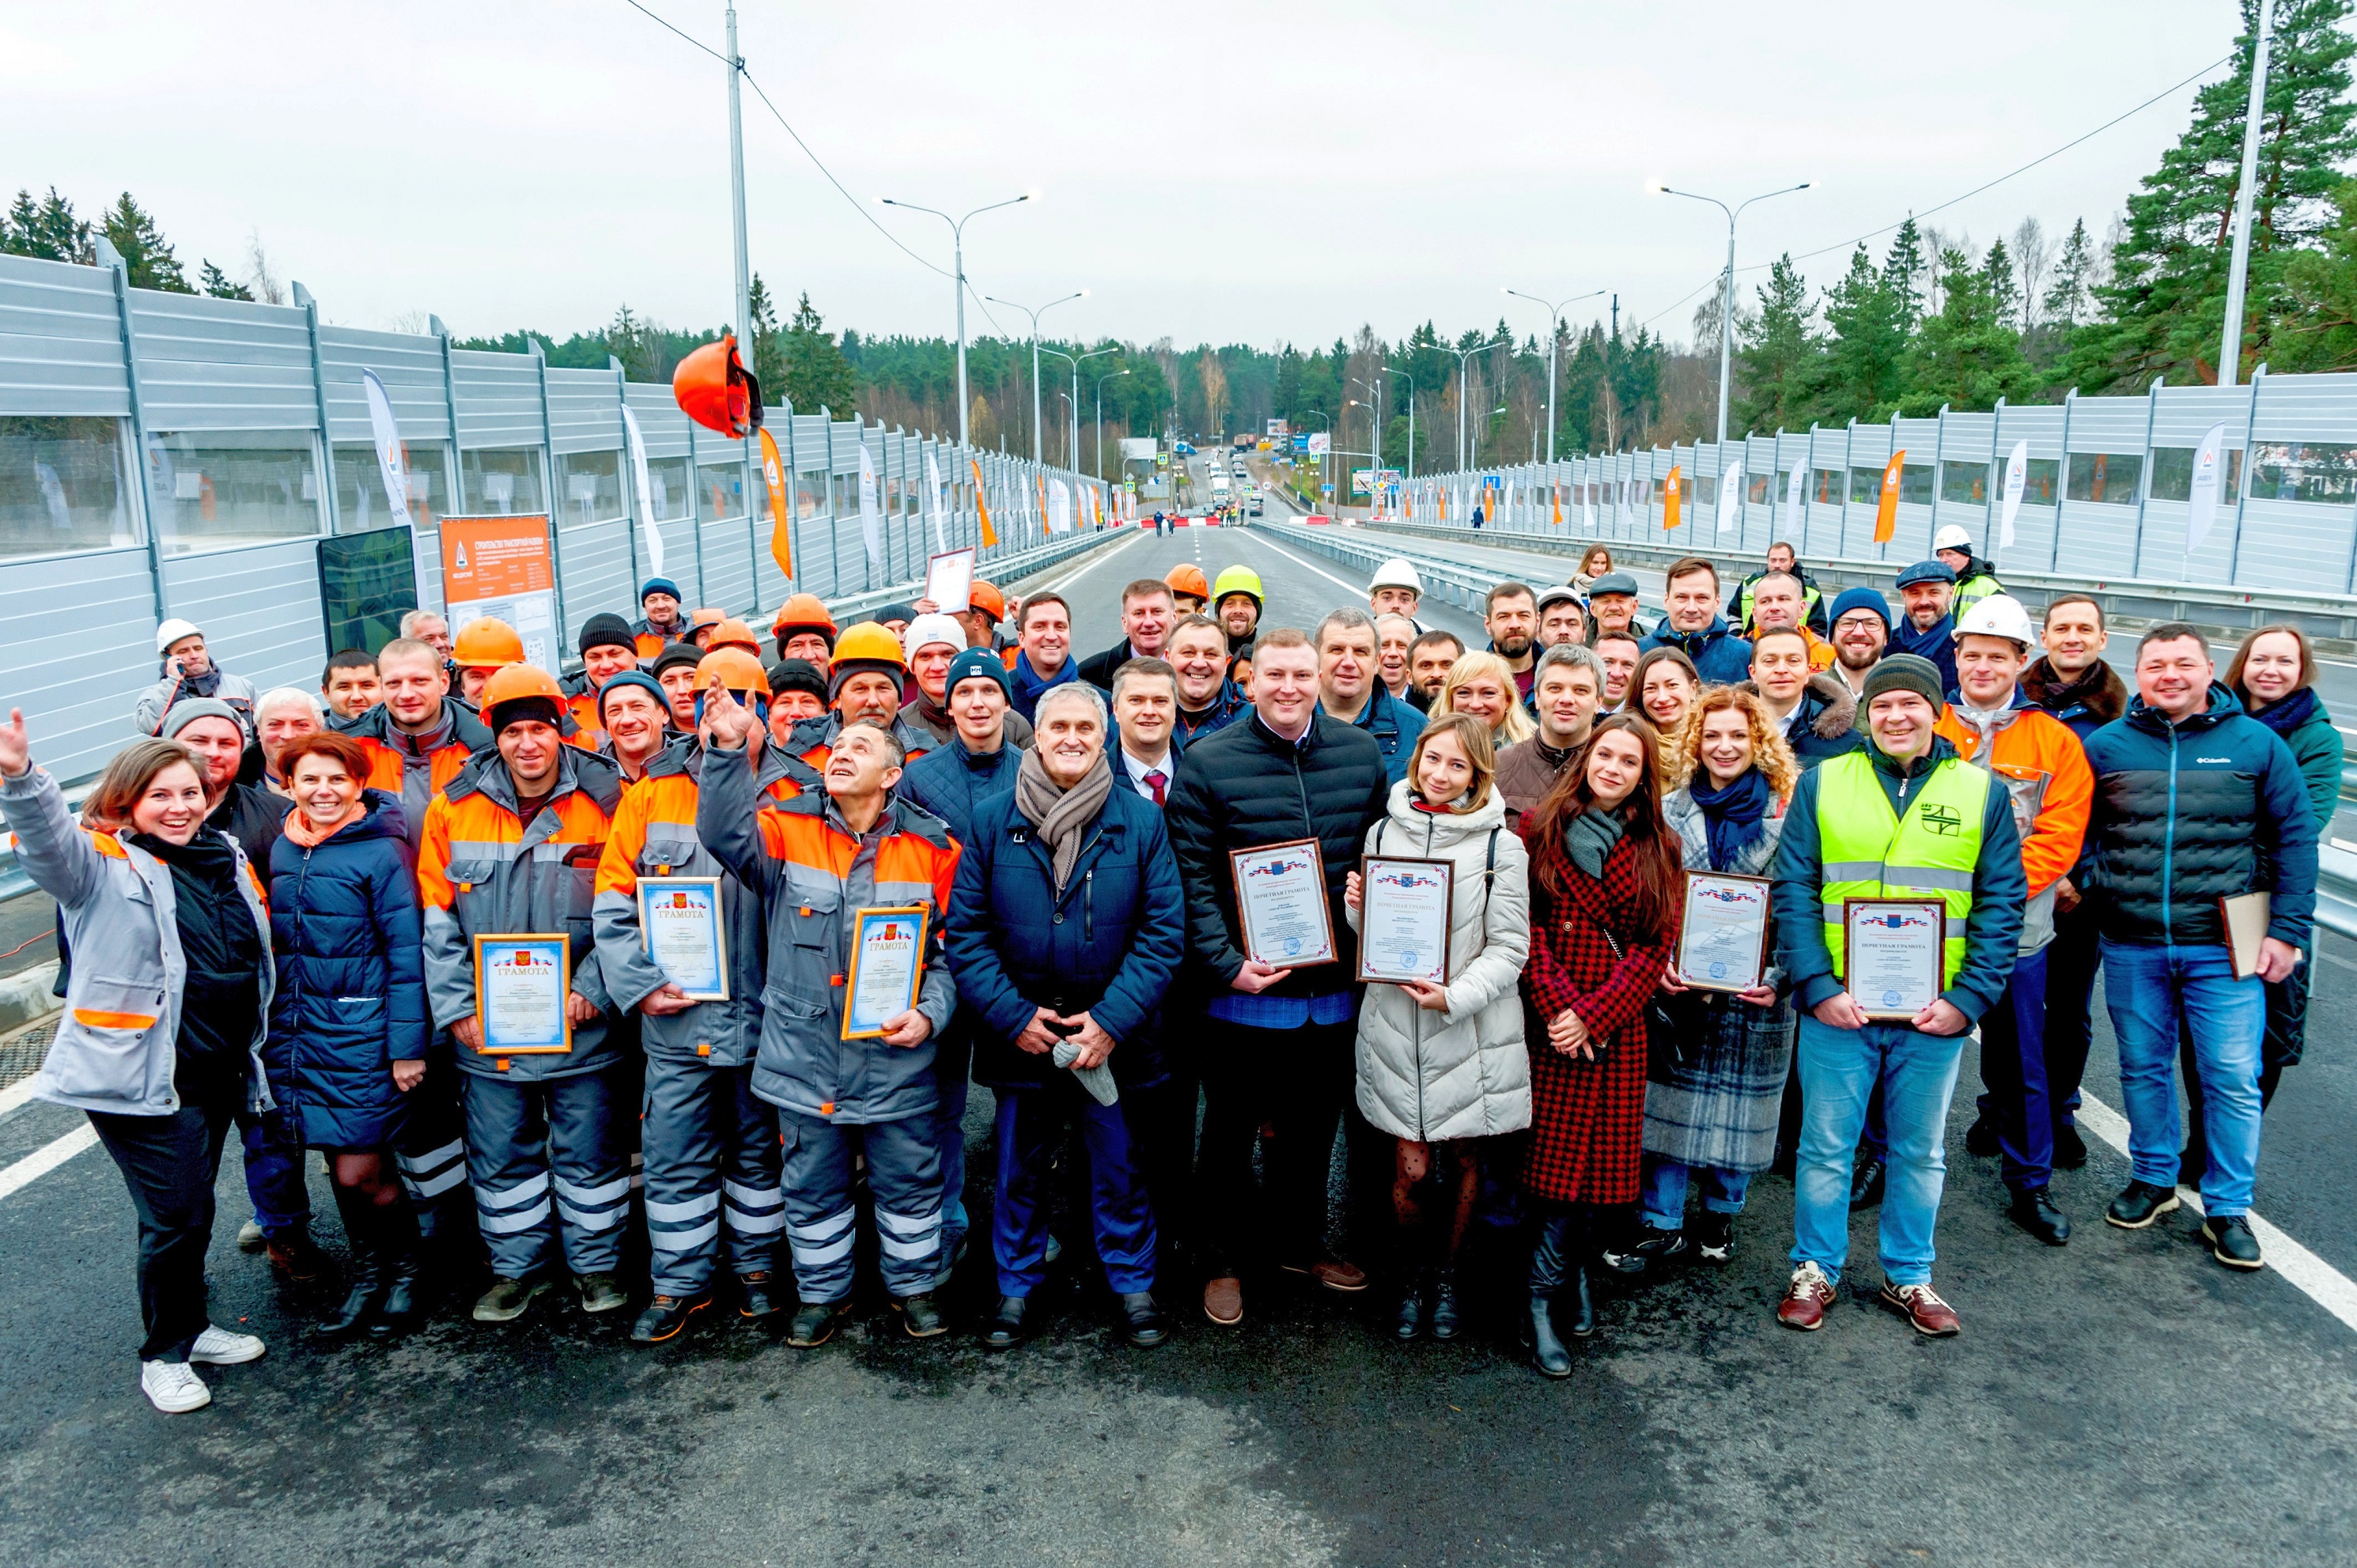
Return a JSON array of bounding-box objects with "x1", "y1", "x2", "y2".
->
[
  {"x1": 1498, "y1": 643, "x2": 1604, "y2": 829},
  {"x1": 1315, "y1": 607, "x2": 1417, "y2": 786},
  {"x1": 1375, "y1": 614, "x2": 1419, "y2": 705},
  {"x1": 252, "y1": 687, "x2": 326, "y2": 797},
  {"x1": 399, "y1": 609, "x2": 453, "y2": 660}
]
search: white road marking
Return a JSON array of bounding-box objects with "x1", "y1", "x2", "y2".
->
[
  {"x1": 1245, "y1": 533, "x2": 1374, "y2": 599},
  {"x1": 1037, "y1": 531, "x2": 1145, "y2": 597},
  {"x1": 2075, "y1": 1090, "x2": 2357, "y2": 1334},
  {"x1": 0, "y1": 1122, "x2": 97, "y2": 1203},
  {"x1": 0, "y1": 1071, "x2": 47, "y2": 1119}
]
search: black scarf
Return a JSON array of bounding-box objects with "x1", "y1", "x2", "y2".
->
[
  {"x1": 1689, "y1": 766, "x2": 1770, "y2": 872},
  {"x1": 2248, "y1": 683, "x2": 2319, "y2": 739},
  {"x1": 126, "y1": 828, "x2": 261, "y2": 1098}
]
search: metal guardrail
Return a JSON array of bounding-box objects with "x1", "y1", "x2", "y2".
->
[
  {"x1": 1269, "y1": 518, "x2": 2357, "y2": 945},
  {"x1": 0, "y1": 526, "x2": 1135, "y2": 905}
]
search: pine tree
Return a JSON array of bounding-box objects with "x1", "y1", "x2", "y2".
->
[
  {"x1": 1818, "y1": 244, "x2": 1912, "y2": 421},
  {"x1": 747, "y1": 273, "x2": 785, "y2": 401},
  {"x1": 1882, "y1": 217, "x2": 1927, "y2": 331},
  {"x1": 781, "y1": 292, "x2": 857, "y2": 415},
  {"x1": 2, "y1": 187, "x2": 90, "y2": 263},
  {"x1": 1897, "y1": 246, "x2": 2045, "y2": 416},
  {"x1": 2073, "y1": 0, "x2": 2357, "y2": 387},
  {"x1": 99, "y1": 193, "x2": 189, "y2": 292},
  {"x1": 2276, "y1": 177, "x2": 2357, "y2": 368},
  {"x1": 1735, "y1": 254, "x2": 1822, "y2": 433},
  {"x1": 2042, "y1": 219, "x2": 2098, "y2": 331},
  {"x1": 199, "y1": 260, "x2": 252, "y2": 300}
]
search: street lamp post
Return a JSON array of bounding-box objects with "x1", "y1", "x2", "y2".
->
[
  {"x1": 1651, "y1": 179, "x2": 1814, "y2": 444},
  {"x1": 986, "y1": 289, "x2": 1086, "y2": 463},
  {"x1": 1447, "y1": 335, "x2": 1512, "y2": 474},
  {"x1": 1095, "y1": 367, "x2": 1130, "y2": 478},
  {"x1": 1502, "y1": 287, "x2": 1606, "y2": 466},
  {"x1": 2219, "y1": 0, "x2": 2279, "y2": 387},
  {"x1": 879, "y1": 194, "x2": 1031, "y2": 451},
  {"x1": 1381, "y1": 365, "x2": 1415, "y2": 481}
]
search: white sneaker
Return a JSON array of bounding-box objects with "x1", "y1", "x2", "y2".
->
[
  {"x1": 141, "y1": 1360, "x2": 211, "y2": 1413},
  {"x1": 188, "y1": 1325, "x2": 267, "y2": 1366},
  {"x1": 236, "y1": 1220, "x2": 267, "y2": 1253}
]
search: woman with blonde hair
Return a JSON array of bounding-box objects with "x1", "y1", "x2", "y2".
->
[
  {"x1": 1345, "y1": 712, "x2": 1532, "y2": 1343},
  {"x1": 1573, "y1": 546, "x2": 1614, "y2": 594},
  {"x1": 1439, "y1": 651, "x2": 1536, "y2": 747},
  {"x1": 1610, "y1": 686, "x2": 1798, "y2": 1275}
]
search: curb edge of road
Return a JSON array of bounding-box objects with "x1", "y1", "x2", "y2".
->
[{"x1": 0, "y1": 962, "x2": 59, "y2": 1039}]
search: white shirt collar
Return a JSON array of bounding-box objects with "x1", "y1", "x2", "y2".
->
[{"x1": 1121, "y1": 744, "x2": 1172, "y2": 795}]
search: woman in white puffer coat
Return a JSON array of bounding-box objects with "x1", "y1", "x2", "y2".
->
[{"x1": 1345, "y1": 712, "x2": 1531, "y2": 1345}]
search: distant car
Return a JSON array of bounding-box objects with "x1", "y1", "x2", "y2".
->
[{"x1": 1248, "y1": 497, "x2": 1263, "y2": 516}]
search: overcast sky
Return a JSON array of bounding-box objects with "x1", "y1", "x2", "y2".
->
[{"x1": 3, "y1": 1, "x2": 2253, "y2": 352}]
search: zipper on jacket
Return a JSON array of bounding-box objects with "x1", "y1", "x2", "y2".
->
[{"x1": 2162, "y1": 724, "x2": 2177, "y2": 936}]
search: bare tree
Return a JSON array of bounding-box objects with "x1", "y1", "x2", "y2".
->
[
  {"x1": 242, "y1": 229, "x2": 285, "y2": 305},
  {"x1": 2011, "y1": 217, "x2": 2054, "y2": 334}
]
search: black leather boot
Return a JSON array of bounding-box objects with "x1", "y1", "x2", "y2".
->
[
  {"x1": 1427, "y1": 1268, "x2": 1462, "y2": 1341},
  {"x1": 1562, "y1": 1206, "x2": 1598, "y2": 1338},
  {"x1": 323, "y1": 1185, "x2": 387, "y2": 1336},
  {"x1": 1391, "y1": 1268, "x2": 1428, "y2": 1342},
  {"x1": 372, "y1": 1200, "x2": 425, "y2": 1338},
  {"x1": 1525, "y1": 1210, "x2": 1575, "y2": 1376}
]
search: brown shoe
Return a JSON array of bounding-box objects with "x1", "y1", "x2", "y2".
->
[
  {"x1": 1282, "y1": 1256, "x2": 1368, "y2": 1294},
  {"x1": 1776, "y1": 1261, "x2": 1836, "y2": 1330},
  {"x1": 1202, "y1": 1275, "x2": 1243, "y2": 1326},
  {"x1": 267, "y1": 1237, "x2": 326, "y2": 1283},
  {"x1": 1878, "y1": 1280, "x2": 1961, "y2": 1336}
]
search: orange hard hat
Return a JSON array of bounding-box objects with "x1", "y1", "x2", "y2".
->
[
  {"x1": 452, "y1": 617, "x2": 524, "y2": 669},
  {"x1": 1164, "y1": 564, "x2": 1209, "y2": 600},
  {"x1": 672, "y1": 334, "x2": 763, "y2": 437},
  {"x1": 830, "y1": 622, "x2": 906, "y2": 671},
  {"x1": 969, "y1": 580, "x2": 1005, "y2": 620},
  {"x1": 771, "y1": 592, "x2": 837, "y2": 643},
  {"x1": 693, "y1": 648, "x2": 772, "y2": 697},
  {"x1": 706, "y1": 618, "x2": 762, "y2": 656},
  {"x1": 689, "y1": 606, "x2": 727, "y2": 629},
  {"x1": 479, "y1": 663, "x2": 565, "y2": 710}
]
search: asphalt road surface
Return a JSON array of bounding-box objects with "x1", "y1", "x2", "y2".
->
[{"x1": 3, "y1": 526, "x2": 2355, "y2": 1566}]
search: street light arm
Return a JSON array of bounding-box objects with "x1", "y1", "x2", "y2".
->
[{"x1": 1731, "y1": 181, "x2": 1813, "y2": 222}]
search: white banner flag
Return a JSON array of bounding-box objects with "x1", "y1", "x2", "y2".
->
[
  {"x1": 621, "y1": 402, "x2": 661, "y2": 580},
  {"x1": 1999, "y1": 439, "x2": 2030, "y2": 551},
  {"x1": 1049, "y1": 478, "x2": 1073, "y2": 535},
  {"x1": 925, "y1": 450, "x2": 947, "y2": 553},
  {"x1": 2185, "y1": 421, "x2": 2230, "y2": 558},
  {"x1": 857, "y1": 440, "x2": 882, "y2": 565},
  {"x1": 359, "y1": 369, "x2": 413, "y2": 531},
  {"x1": 1784, "y1": 462, "x2": 1806, "y2": 529},
  {"x1": 1716, "y1": 460, "x2": 1743, "y2": 535}
]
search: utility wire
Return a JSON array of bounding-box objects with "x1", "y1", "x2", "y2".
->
[{"x1": 1639, "y1": 51, "x2": 2234, "y2": 328}]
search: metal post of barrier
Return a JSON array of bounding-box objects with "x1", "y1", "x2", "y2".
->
[
  {"x1": 97, "y1": 239, "x2": 170, "y2": 627},
  {"x1": 294, "y1": 283, "x2": 340, "y2": 539},
  {"x1": 2131, "y1": 377, "x2": 2162, "y2": 580},
  {"x1": 611, "y1": 356, "x2": 640, "y2": 591},
  {"x1": 532, "y1": 338, "x2": 567, "y2": 637},
  {"x1": 2050, "y1": 388, "x2": 2077, "y2": 575},
  {"x1": 2227, "y1": 365, "x2": 2267, "y2": 584}
]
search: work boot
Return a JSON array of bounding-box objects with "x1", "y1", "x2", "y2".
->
[
  {"x1": 472, "y1": 1275, "x2": 548, "y2": 1323},
  {"x1": 2105, "y1": 1180, "x2": 2182, "y2": 1230},
  {"x1": 787, "y1": 1298, "x2": 850, "y2": 1348},
  {"x1": 895, "y1": 1293, "x2": 948, "y2": 1339},
  {"x1": 630, "y1": 1294, "x2": 710, "y2": 1343},
  {"x1": 574, "y1": 1272, "x2": 628, "y2": 1314},
  {"x1": 737, "y1": 1271, "x2": 781, "y2": 1320},
  {"x1": 1427, "y1": 1268, "x2": 1462, "y2": 1342}
]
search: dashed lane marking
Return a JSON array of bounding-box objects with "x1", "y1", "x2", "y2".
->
[
  {"x1": 0, "y1": 1123, "x2": 96, "y2": 1203},
  {"x1": 1036, "y1": 531, "x2": 1146, "y2": 598},
  {"x1": 1243, "y1": 533, "x2": 1375, "y2": 600},
  {"x1": 2076, "y1": 1090, "x2": 2357, "y2": 1334}
]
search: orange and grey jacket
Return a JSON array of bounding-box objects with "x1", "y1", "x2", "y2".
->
[
  {"x1": 780, "y1": 711, "x2": 936, "y2": 776},
  {"x1": 592, "y1": 735, "x2": 797, "y2": 1067},
  {"x1": 695, "y1": 741, "x2": 960, "y2": 1124},
  {"x1": 418, "y1": 746, "x2": 626, "y2": 1080},
  {"x1": 346, "y1": 699, "x2": 494, "y2": 848}
]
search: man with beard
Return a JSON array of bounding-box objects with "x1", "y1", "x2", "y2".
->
[
  {"x1": 1889, "y1": 561, "x2": 1961, "y2": 698},
  {"x1": 1534, "y1": 587, "x2": 1588, "y2": 651},
  {"x1": 1933, "y1": 526, "x2": 2006, "y2": 618},
  {"x1": 1484, "y1": 582, "x2": 1540, "y2": 697},
  {"x1": 1407, "y1": 630, "x2": 1465, "y2": 712},
  {"x1": 1496, "y1": 644, "x2": 1602, "y2": 829},
  {"x1": 1212, "y1": 565, "x2": 1264, "y2": 671},
  {"x1": 1826, "y1": 588, "x2": 1892, "y2": 701}
]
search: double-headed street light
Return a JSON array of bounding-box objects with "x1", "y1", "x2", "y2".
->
[
  {"x1": 1041, "y1": 346, "x2": 1118, "y2": 470},
  {"x1": 986, "y1": 289, "x2": 1087, "y2": 463},
  {"x1": 1447, "y1": 335, "x2": 1512, "y2": 472},
  {"x1": 879, "y1": 193, "x2": 1031, "y2": 450},
  {"x1": 1648, "y1": 179, "x2": 1814, "y2": 444},
  {"x1": 1501, "y1": 287, "x2": 1606, "y2": 466}
]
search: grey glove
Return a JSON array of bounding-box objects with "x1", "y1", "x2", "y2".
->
[{"x1": 1051, "y1": 1038, "x2": 1118, "y2": 1106}]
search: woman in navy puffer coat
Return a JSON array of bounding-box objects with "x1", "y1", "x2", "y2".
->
[{"x1": 266, "y1": 734, "x2": 430, "y2": 1336}]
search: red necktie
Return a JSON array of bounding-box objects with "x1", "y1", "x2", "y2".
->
[{"x1": 1144, "y1": 769, "x2": 1167, "y2": 806}]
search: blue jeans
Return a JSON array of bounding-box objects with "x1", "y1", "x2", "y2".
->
[
  {"x1": 931, "y1": 1030, "x2": 972, "y2": 1273},
  {"x1": 1791, "y1": 1014, "x2": 1964, "y2": 1288},
  {"x1": 235, "y1": 1102, "x2": 312, "y2": 1241},
  {"x1": 1639, "y1": 1155, "x2": 1750, "y2": 1233},
  {"x1": 1975, "y1": 946, "x2": 2053, "y2": 1192},
  {"x1": 2102, "y1": 939, "x2": 2264, "y2": 1216}
]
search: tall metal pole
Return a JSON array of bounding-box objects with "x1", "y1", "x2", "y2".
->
[
  {"x1": 1031, "y1": 333, "x2": 1043, "y2": 464},
  {"x1": 954, "y1": 229, "x2": 969, "y2": 446},
  {"x1": 1655, "y1": 181, "x2": 1812, "y2": 444},
  {"x1": 725, "y1": 4, "x2": 751, "y2": 356},
  {"x1": 2219, "y1": 0, "x2": 2278, "y2": 388}
]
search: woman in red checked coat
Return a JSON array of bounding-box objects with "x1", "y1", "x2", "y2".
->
[{"x1": 1516, "y1": 712, "x2": 1682, "y2": 1377}]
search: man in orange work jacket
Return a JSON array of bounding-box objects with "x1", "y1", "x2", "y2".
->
[
  {"x1": 592, "y1": 655, "x2": 801, "y2": 1344},
  {"x1": 564, "y1": 614, "x2": 645, "y2": 752},
  {"x1": 343, "y1": 637, "x2": 491, "y2": 849},
  {"x1": 419, "y1": 665, "x2": 633, "y2": 1325},
  {"x1": 1933, "y1": 594, "x2": 2093, "y2": 1246},
  {"x1": 696, "y1": 689, "x2": 961, "y2": 1350}
]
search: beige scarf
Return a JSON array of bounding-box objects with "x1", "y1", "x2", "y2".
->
[{"x1": 1013, "y1": 747, "x2": 1114, "y2": 894}]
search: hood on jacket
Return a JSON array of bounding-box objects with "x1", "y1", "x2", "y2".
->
[
  {"x1": 1742, "y1": 673, "x2": 1856, "y2": 740},
  {"x1": 2124, "y1": 682, "x2": 2244, "y2": 736},
  {"x1": 2021, "y1": 656, "x2": 2128, "y2": 726},
  {"x1": 1382, "y1": 775, "x2": 1508, "y2": 843}
]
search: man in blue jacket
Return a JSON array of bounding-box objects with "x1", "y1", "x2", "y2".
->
[
  {"x1": 1768, "y1": 654, "x2": 2025, "y2": 1338},
  {"x1": 2082, "y1": 623, "x2": 2317, "y2": 1271},
  {"x1": 1315, "y1": 609, "x2": 1418, "y2": 787},
  {"x1": 1887, "y1": 560, "x2": 1961, "y2": 698},
  {"x1": 1640, "y1": 557, "x2": 1753, "y2": 683},
  {"x1": 945, "y1": 681, "x2": 1186, "y2": 1351}
]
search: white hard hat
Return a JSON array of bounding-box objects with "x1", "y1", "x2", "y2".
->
[
  {"x1": 1932, "y1": 524, "x2": 1974, "y2": 553},
  {"x1": 155, "y1": 618, "x2": 202, "y2": 654},
  {"x1": 1368, "y1": 557, "x2": 1423, "y2": 595},
  {"x1": 900, "y1": 613, "x2": 967, "y2": 661},
  {"x1": 1952, "y1": 592, "x2": 2036, "y2": 648}
]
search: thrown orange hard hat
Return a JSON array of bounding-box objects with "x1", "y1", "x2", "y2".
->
[{"x1": 672, "y1": 334, "x2": 762, "y2": 437}]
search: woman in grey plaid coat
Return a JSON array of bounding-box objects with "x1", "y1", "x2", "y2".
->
[{"x1": 1610, "y1": 687, "x2": 1799, "y2": 1273}]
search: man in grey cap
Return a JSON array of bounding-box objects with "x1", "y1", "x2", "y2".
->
[
  {"x1": 1584, "y1": 572, "x2": 1648, "y2": 644},
  {"x1": 1767, "y1": 652, "x2": 2025, "y2": 1339},
  {"x1": 160, "y1": 699, "x2": 294, "y2": 866},
  {"x1": 1888, "y1": 561, "x2": 1960, "y2": 698},
  {"x1": 1534, "y1": 585, "x2": 1589, "y2": 651}
]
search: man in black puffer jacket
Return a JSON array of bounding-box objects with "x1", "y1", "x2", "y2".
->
[
  {"x1": 1166, "y1": 627, "x2": 1389, "y2": 1328},
  {"x1": 2081, "y1": 623, "x2": 2317, "y2": 1273}
]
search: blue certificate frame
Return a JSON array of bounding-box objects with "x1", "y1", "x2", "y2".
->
[
  {"x1": 842, "y1": 905, "x2": 928, "y2": 1041},
  {"x1": 474, "y1": 934, "x2": 572, "y2": 1055},
  {"x1": 638, "y1": 876, "x2": 728, "y2": 1001}
]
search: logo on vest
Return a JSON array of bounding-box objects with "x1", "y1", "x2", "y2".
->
[{"x1": 1919, "y1": 803, "x2": 1964, "y2": 836}]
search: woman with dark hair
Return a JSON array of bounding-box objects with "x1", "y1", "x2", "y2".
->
[
  {"x1": 1516, "y1": 712, "x2": 1682, "y2": 1377},
  {"x1": 1573, "y1": 546, "x2": 1614, "y2": 594},
  {"x1": 0, "y1": 714, "x2": 274, "y2": 1414},
  {"x1": 2179, "y1": 625, "x2": 2346, "y2": 1173},
  {"x1": 266, "y1": 731, "x2": 432, "y2": 1336},
  {"x1": 1632, "y1": 647, "x2": 1701, "y2": 736}
]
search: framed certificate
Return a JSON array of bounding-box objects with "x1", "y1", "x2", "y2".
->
[
  {"x1": 843, "y1": 905, "x2": 928, "y2": 1040},
  {"x1": 1842, "y1": 898, "x2": 1946, "y2": 1021},
  {"x1": 1676, "y1": 871, "x2": 1770, "y2": 993},
  {"x1": 474, "y1": 934, "x2": 572, "y2": 1054},
  {"x1": 1357, "y1": 856, "x2": 1454, "y2": 985},
  {"x1": 1230, "y1": 838, "x2": 1337, "y2": 969},
  {"x1": 638, "y1": 875, "x2": 728, "y2": 1001},
  {"x1": 925, "y1": 547, "x2": 976, "y2": 614}
]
